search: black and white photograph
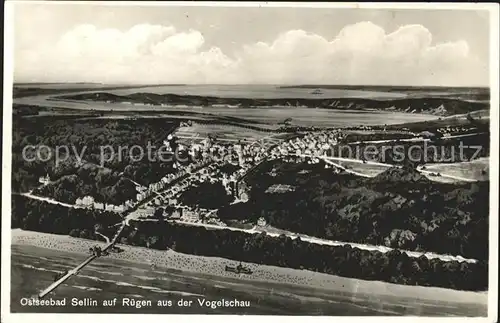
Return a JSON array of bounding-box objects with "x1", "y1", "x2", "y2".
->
[{"x1": 2, "y1": 1, "x2": 499, "y2": 321}]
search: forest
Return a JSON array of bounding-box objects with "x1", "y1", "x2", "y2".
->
[
  {"x1": 12, "y1": 117, "x2": 179, "y2": 194},
  {"x1": 11, "y1": 195, "x2": 122, "y2": 238},
  {"x1": 179, "y1": 182, "x2": 233, "y2": 210},
  {"x1": 220, "y1": 161, "x2": 489, "y2": 261}
]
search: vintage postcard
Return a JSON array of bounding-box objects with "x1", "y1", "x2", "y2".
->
[{"x1": 1, "y1": 1, "x2": 499, "y2": 322}]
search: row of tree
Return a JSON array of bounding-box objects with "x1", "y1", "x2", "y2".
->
[
  {"x1": 33, "y1": 173, "x2": 138, "y2": 205},
  {"x1": 119, "y1": 220, "x2": 488, "y2": 291},
  {"x1": 12, "y1": 195, "x2": 122, "y2": 236},
  {"x1": 11, "y1": 196, "x2": 488, "y2": 291}
]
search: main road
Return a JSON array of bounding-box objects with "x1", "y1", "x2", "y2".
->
[{"x1": 129, "y1": 217, "x2": 477, "y2": 264}]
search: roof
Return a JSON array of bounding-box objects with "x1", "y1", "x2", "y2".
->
[{"x1": 419, "y1": 131, "x2": 436, "y2": 137}]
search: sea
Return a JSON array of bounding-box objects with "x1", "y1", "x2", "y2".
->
[
  {"x1": 107, "y1": 85, "x2": 407, "y2": 99},
  {"x1": 15, "y1": 83, "x2": 408, "y2": 100},
  {"x1": 10, "y1": 245, "x2": 487, "y2": 316}
]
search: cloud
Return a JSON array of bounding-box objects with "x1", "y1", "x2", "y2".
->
[{"x1": 14, "y1": 22, "x2": 488, "y2": 86}]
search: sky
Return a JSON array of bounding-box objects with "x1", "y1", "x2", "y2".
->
[{"x1": 12, "y1": 3, "x2": 492, "y2": 86}]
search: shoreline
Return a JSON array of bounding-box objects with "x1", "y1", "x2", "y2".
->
[{"x1": 11, "y1": 229, "x2": 488, "y2": 306}]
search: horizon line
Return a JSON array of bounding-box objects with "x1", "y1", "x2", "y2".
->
[{"x1": 12, "y1": 82, "x2": 491, "y2": 89}]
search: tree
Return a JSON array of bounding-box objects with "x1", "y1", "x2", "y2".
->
[{"x1": 154, "y1": 208, "x2": 164, "y2": 219}]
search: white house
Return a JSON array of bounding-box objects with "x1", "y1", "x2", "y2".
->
[
  {"x1": 115, "y1": 205, "x2": 125, "y2": 213},
  {"x1": 82, "y1": 196, "x2": 94, "y2": 206},
  {"x1": 38, "y1": 174, "x2": 50, "y2": 185},
  {"x1": 170, "y1": 209, "x2": 182, "y2": 219},
  {"x1": 182, "y1": 209, "x2": 200, "y2": 222}
]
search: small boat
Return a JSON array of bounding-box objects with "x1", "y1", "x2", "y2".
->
[
  {"x1": 225, "y1": 262, "x2": 253, "y2": 275},
  {"x1": 109, "y1": 246, "x2": 124, "y2": 253},
  {"x1": 88, "y1": 246, "x2": 109, "y2": 257},
  {"x1": 310, "y1": 88, "x2": 323, "y2": 95}
]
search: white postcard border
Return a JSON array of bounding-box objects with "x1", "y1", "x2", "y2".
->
[{"x1": 2, "y1": 2, "x2": 499, "y2": 323}]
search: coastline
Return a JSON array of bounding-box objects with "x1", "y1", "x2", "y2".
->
[{"x1": 11, "y1": 229, "x2": 488, "y2": 306}]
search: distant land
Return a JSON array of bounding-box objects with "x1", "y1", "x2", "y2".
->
[
  {"x1": 279, "y1": 84, "x2": 489, "y2": 92},
  {"x1": 14, "y1": 82, "x2": 489, "y2": 90},
  {"x1": 13, "y1": 83, "x2": 490, "y2": 101},
  {"x1": 12, "y1": 83, "x2": 490, "y2": 121},
  {"x1": 52, "y1": 91, "x2": 488, "y2": 117},
  {"x1": 14, "y1": 82, "x2": 187, "y2": 87},
  {"x1": 13, "y1": 84, "x2": 188, "y2": 98}
]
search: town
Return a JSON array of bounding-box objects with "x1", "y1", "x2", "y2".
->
[{"x1": 32, "y1": 119, "x2": 485, "y2": 229}]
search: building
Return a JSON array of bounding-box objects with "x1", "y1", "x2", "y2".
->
[
  {"x1": 38, "y1": 174, "x2": 50, "y2": 185},
  {"x1": 170, "y1": 208, "x2": 182, "y2": 219},
  {"x1": 232, "y1": 180, "x2": 250, "y2": 200},
  {"x1": 115, "y1": 205, "x2": 125, "y2": 213},
  {"x1": 181, "y1": 209, "x2": 200, "y2": 222},
  {"x1": 419, "y1": 131, "x2": 438, "y2": 139},
  {"x1": 132, "y1": 206, "x2": 155, "y2": 218},
  {"x1": 81, "y1": 196, "x2": 94, "y2": 206}
]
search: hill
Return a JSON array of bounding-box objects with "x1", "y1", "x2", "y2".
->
[
  {"x1": 56, "y1": 92, "x2": 489, "y2": 116},
  {"x1": 218, "y1": 163, "x2": 489, "y2": 261},
  {"x1": 372, "y1": 165, "x2": 428, "y2": 183}
]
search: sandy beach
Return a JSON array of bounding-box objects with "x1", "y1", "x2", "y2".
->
[{"x1": 10, "y1": 229, "x2": 488, "y2": 306}]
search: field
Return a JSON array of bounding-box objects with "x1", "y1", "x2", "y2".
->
[
  {"x1": 174, "y1": 124, "x2": 282, "y2": 144},
  {"x1": 328, "y1": 158, "x2": 489, "y2": 183},
  {"x1": 162, "y1": 107, "x2": 440, "y2": 128},
  {"x1": 333, "y1": 160, "x2": 390, "y2": 177},
  {"x1": 189, "y1": 107, "x2": 439, "y2": 127},
  {"x1": 422, "y1": 158, "x2": 490, "y2": 182}
]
